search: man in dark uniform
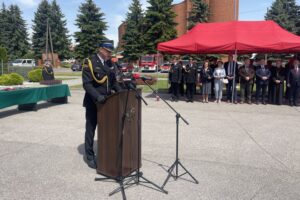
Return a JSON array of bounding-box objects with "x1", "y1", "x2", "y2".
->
[
  {"x1": 255, "y1": 58, "x2": 271, "y2": 105},
  {"x1": 169, "y1": 57, "x2": 182, "y2": 102},
  {"x1": 287, "y1": 59, "x2": 300, "y2": 106},
  {"x1": 239, "y1": 58, "x2": 255, "y2": 104},
  {"x1": 184, "y1": 58, "x2": 197, "y2": 102},
  {"x1": 82, "y1": 43, "x2": 121, "y2": 169}
]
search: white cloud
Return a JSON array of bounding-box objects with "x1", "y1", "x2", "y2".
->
[{"x1": 17, "y1": 0, "x2": 40, "y2": 7}]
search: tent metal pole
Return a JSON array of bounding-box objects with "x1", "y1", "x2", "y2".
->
[
  {"x1": 156, "y1": 51, "x2": 160, "y2": 101},
  {"x1": 232, "y1": 50, "x2": 238, "y2": 103}
]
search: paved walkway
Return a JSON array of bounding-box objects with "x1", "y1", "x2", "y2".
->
[{"x1": 0, "y1": 90, "x2": 299, "y2": 199}]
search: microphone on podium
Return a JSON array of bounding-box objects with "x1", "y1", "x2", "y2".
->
[{"x1": 132, "y1": 73, "x2": 153, "y2": 81}]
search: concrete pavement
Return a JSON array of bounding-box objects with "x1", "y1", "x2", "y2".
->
[{"x1": 0, "y1": 90, "x2": 299, "y2": 200}]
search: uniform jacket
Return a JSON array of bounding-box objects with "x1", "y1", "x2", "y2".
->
[
  {"x1": 287, "y1": 68, "x2": 300, "y2": 87},
  {"x1": 239, "y1": 65, "x2": 255, "y2": 84},
  {"x1": 169, "y1": 63, "x2": 182, "y2": 83},
  {"x1": 184, "y1": 63, "x2": 197, "y2": 83},
  {"x1": 256, "y1": 65, "x2": 271, "y2": 85},
  {"x1": 82, "y1": 54, "x2": 121, "y2": 107}
]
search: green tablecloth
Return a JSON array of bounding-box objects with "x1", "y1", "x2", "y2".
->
[{"x1": 0, "y1": 84, "x2": 71, "y2": 109}]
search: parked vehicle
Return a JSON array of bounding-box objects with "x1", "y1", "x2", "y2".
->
[
  {"x1": 11, "y1": 59, "x2": 35, "y2": 67},
  {"x1": 139, "y1": 54, "x2": 163, "y2": 72},
  {"x1": 71, "y1": 62, "x2": 82, "y2": 71},
  {"x1": 160, "y1": 63, "x2": 172, "y2": 73},
  {"x1": 120, "y1": 63, "x2": 134, "y2": 72}
]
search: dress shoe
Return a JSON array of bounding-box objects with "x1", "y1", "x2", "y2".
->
[{"x1": 87, "y1": 159, "x2": 97, "y2": 169}]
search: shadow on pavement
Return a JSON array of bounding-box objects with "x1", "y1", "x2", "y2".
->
[{"x1": 0, "y1": 102, "x2": 61, "y2": 119}]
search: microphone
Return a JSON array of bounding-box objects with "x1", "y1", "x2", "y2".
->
[{"x1": 131, "y1": 73, "x2": 152, "y2": 81}]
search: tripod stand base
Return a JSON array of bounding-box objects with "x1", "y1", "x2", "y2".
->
[
  {"x1": 162, "y1": 159, "x2": 199, "y2": 189},
  {"x1": 95, "y1": 171, "x2": 168, "y2": 200}
]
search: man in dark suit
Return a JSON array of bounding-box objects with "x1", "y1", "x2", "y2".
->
[
  {"x1": 82, "y1": 42, "x2": 121, "y2": 169},
  {"x1": 287, "y1": 59, "x2": 300, "y2": 106},
  {"x1": 239, "y1": 58, "x2": 255, "y2": 104},
  {"x1": 184, "y1": 58, "x2": 198, "y2": 102},
  {"x1": 224, "y1": 55, "x2": 239, "y2": 103},
  {"x1": 255, "y1": 58, "x2": 271, "y2": 105},
  {"x1": 169, "y1": 57, "x2": 182, "y2": 102}
]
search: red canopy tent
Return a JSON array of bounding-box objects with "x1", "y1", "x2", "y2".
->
[{"x1": 157, "y1": 20, "x2": 300, "y2": 54}]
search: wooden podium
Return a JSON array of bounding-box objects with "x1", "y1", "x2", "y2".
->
[{"x1": 96, "y1": 90, "x2": 141, "y2": 179}]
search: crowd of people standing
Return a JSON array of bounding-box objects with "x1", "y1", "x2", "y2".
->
[{"x1": 168, "y1": 55, "x2": 300, "y2": 106}]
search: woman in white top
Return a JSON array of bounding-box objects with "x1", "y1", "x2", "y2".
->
[{"x1": 213, "y1": 61, "x2": 226, "y2": 103}]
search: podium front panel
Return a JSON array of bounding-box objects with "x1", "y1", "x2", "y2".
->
[{"x1": 96, "y1": 90, "x2": 141, "y2": 178}]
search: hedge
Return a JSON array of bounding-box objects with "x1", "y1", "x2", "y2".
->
[
  {"x1": 0, "y1": 73, "x2": 24, "y2": 86},
  {"x1": 28, "y1": 69, "x2": 43, "y2": 82}
]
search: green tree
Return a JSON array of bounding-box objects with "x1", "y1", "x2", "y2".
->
[
  {"x1": 143, "y1": 0, "x2": 177, "y2": 54},
  {"x1": 32, "y1": 0, "x2": 71, "y2": 59},
  {"x1": 122, "y1": 0, "x2": 144, "y2": 62},
  {"x1": 6, "y1": 5, "x2": 30, "y2": 59},
  {"x1": 32, "y1": 0, "x2": 52, "y2": 59},
  {"x1": 74, "y1": 0, "x2": 107, "y2": 59},
  {"x1": 0, "y1": 3, "x2": 9, "y2": 51},
  {"x1": 49, "y1": 0, "x2": 71, "y2": 59},
  {"x1": 265, "y1": 0, "x2": 300, "y2": 35},
  {"x1": 187, "y1": 0, "x2": 209, "y2": 30}
]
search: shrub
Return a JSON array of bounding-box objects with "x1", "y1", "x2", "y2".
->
[
  {"x1": 28, "y1": 69, "x2": 43, "y2": 82},
  {"x1": 0, "y1": 73, "x2": 24, "y2": 86}
]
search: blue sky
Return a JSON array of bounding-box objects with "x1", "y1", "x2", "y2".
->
[{"x1": 1, "y1": 0, "x2": 300, "y2": 46}]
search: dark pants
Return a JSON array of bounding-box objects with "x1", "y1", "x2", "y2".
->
[
  {"x1": 85, "y1": 103, "x2": 97, "y2": 161},
  {"x1": 186, "y1": 83, "x2": 195, "y2": 101},
  {"x1": 171, "y1": 82, "x2": 179, "y2": 100},
  {"x1": 226, "y1": 80, "x2": 237, "y2": 101},
  {"x1": 271, "y1": 83, "x2": 283, "y2": 105},
  {"x1": 256, "y1": 83, "x2": 268, "y2": 103},
  {"x1": 290, "y1": 85, "x2": 300, "y2": 105},
  {"x1": 240, "y1": 82, "x2": 252, "y2": 102},
  {"x1": 179, "y1": 82, "x2": 185, "y2": 96}
]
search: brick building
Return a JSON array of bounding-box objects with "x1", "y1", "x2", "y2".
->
[{"x1": 118, "y1": 0, "x2": 239, "y2": 49}]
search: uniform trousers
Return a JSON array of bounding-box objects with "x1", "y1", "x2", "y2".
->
[{"x1": 85, "y1": 103, "x2": 97, "y2": 161}]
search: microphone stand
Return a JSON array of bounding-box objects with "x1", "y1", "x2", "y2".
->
[{"x1": 141, "y1": 77, "x2": 199, "y2": 189}]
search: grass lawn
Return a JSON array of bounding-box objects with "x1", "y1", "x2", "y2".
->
[
  {"x1": 70, "y1": 80, "x2": 169, "y2": 93},
  {"x1": 142, "y1": 72, "x2": 169, "y2": 79},
  {"x1": 55, "y1": 72, "x2": 82, "y2": 76},
  {"x1": 138, "y1": 79, "x2": 169, "y2": 93},
  {"x1": 70, "y1": 84, "x2": 83, "y2": 90},
  {"x1": 56, "y1": 77, "x2": 77, "y2": 81}
]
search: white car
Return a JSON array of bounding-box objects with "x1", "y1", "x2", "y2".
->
[{"x1": 12, "y1": 59, "x2": 36, "y2": 67}]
